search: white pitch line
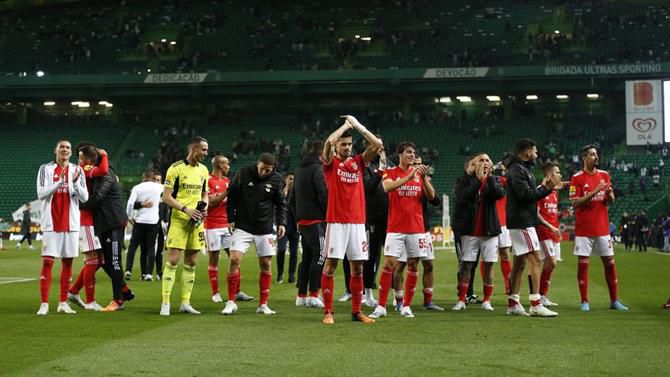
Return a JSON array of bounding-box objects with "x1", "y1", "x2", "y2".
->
[
  {"x1": 0, "y1": 278, "x2": 37, "y2": 285},
  {"x1": 651, "y1": 251, "x2": 670, "y2": 256}
]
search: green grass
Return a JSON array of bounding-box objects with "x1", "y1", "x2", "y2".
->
[{"x1": 0, "y1": 241, "x2": 668, "y2": 376}]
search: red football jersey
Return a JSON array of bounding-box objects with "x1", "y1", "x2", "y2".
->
[
  {"x1": 205, "y1": 174, "x2": 230, "y2": 229},
  {"x1": 52, "y1": 165, "x2": 71, "y2": 232},
  {"x1": 79, "y1": 154, "x2": 109, "y2": 226},
  {"x1": 472, "y1": 180, "x2": 487, "y2": 237},
  {"x1": 569, "y1": 169, "x2": 611, "y2": 237},
  {"x1": 495, "y1": 176, "x2": 507, "y2": 227},
  {"x1": 384, "y1": 166, "x2": 424, "y2": 233},
  {"x1": 323, "y1": 154, "x2": 367, "y2": 224},
  {"x1": 537, "y1": 190, "x2": 560, "y2": 242}
]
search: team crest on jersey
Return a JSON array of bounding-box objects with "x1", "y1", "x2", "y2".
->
[
  {"x1": 215, "y1": 185, "x2": 220, "y2": 190},
  {"x1": 351, "y1": 162, "x2": 358, "y2": 171},
  {"x1": 265, "y1": 183, "x2": 272, "y2": 192},
  {"x1": 569, "y1": 185, "x2": 576, "y2": 195},
  {"x1": 414, "y1": 176, "x2": 421, "y2": 182}
]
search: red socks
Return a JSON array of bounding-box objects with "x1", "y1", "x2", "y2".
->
[
  {"x1": 83, "y1": 258, "x2": 98, "y2": 304},
  {"x1": 70, "y1": 266, "x2": 85, "y2": 294},
  {"x1": 457, "y1": 279, "x2": 469, "y2": 302},
  {"x1": 539, "y1": 265, "x2": 554, "y2": 297},
  {"x1": 59, "y1": 258, "x2": 73, "y2": 302},
  {"x1": 40, "y1": 257, "x2": 55, "y2": 303},
  {"x1": 578, "y1": 256, "x2": 590, "y2": 303},
  {"x1": 321, "y1": 273, "x2": 334, "y2": 313},
  {"x1": 603, "y1": 256, "x2": 619, "y2": 302},
  {"x1": 259, "y1": 271, "x2": 272, "y2": 305},
  {"x1": 308, "y1": 291, "x2": 319, "y2": 298},
  {"x1": 350, "y1": 274, "x2": 363, "y2": 314},
  {"x1": 208, "y1": 265, "x2": 219, "y2": 295},
  {"x1": 500, "y1": 259, "x2": 512, "y2": 294},
  {"x1": 377, "y1": 268, "x2": 393, "y2": 307},
  {"x1": 483, "y1": 283, "x2": 494, "y2": 302},
  {"x1": 227, "y1": 271, "x2": 240, "y2": 302},
  {"x1": 402, "y1": 270, "x2": 418, "y2": 307}
]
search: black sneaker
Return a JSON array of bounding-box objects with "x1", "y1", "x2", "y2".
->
[
  {"x1": 467, "y1": 295, "x2": 482, "y2": 305},
  {"x1": 123, "y1": 289, "x2": 135, "y2": 302},
  {"x1": 288, "y1": 276, "x2": 296, "y2": 284}
]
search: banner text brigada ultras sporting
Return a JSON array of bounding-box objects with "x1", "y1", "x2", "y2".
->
[
  {"x1": 544, "y1": 64, "x2": 662, "y2": 76},
  {"x1": 144, "y1": 73, "x2": 208, "y2": 84}
]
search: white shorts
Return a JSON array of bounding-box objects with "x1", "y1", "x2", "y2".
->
[
  {"x1": 539, "y1": 239, "x2": 560, "y2": 260},
  {"x1": 573, "y1": 235, "x2": 614, "y2": 257},
  {"x1": 510, "y1": 227, "x2": 541, "y2": 256},
  {"x1": 398, "y1": 232, "x2": 435, "y2": 262},
  {"x1": 324, "y1": 223, "x2": 368, "y2": 261},
  {"x1": 42, "y1": 231, "x2": 79, "y2": 258},
  {"x1": 79, "y1": 225, "x2": 101, "y2": 252},
  {"x1": 206, "y1": 227, "x2": 232, "y2": 252},
  {"x1": 384, "y1": 233, "x2": 426, "y2": 259},
  {"x1": 460, "y1": 235, "x2": 499, "y2": 262},
  {"x1": 497, "y1": 226, "x2": 512, "y2": 248},
  {"x1": 229, "y1": 229, "x2": 276, "y2": 257}
]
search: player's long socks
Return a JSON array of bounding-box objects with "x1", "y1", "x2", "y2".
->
[
  {"x1": 577, "y1": 256, "x2": 590, "y2": 303},
  {"x1": 377, "y1": 268, "x2": 393, "y2": 307},
  {"x1": 350, "y1": 274, "x2": 364, "y2": 314},
  {"x1": 423, "y1": 288, "x2": 433, "y2": 305},
  {"x1": 259, "y1": 271, "x2": 272, "y2": 305},
  {"x1": 530, "y1": 293, "x2": 542, "y2": 307},
  {"x1": 539, "y1": 264, "x2": 554, "y2": 297},
  {"x1": 321, "y1": 272, "x2": 334, "y2": 313},
  {"x1": 457, "y1": 278, "x2": 469, "y2": 303},
  {"x1": 40, "y1": 256, "x2": 55, "y2": 303},
  {"x1": 60, "y1": 258, "x2": 73, "y2": 302},
  {"x1": 309, "y1": 291, "x2": 319, "y2": 298},
  {"x1": 483, "y1": 283, "x2": 494, "y2": 302},
  {"x1": 394, "y1": 289, "x2": 404, "y2": 304},
  {"x1": 479, "y1": 262, "x2": 485, "y2": 281},
  {"x1": 83, "y1": 258, "x2": 98, "y2": 303},
  {"x1": 500, "y1": 259, "x2": 512, "y2": 293},
  {"x1": 70, "y1": 265, "x2": 85, "y2": 294},
  {"x1": 227, "y1": 271, "x2": 240, "y2": 302},
  {"x1": 208, "y1": 265, "x2": 219, "y2": 295},
  {"x1": 602, "y1": 256, "x2": 619, "y2": 302},
  {"x1": 402, "y1": 270, "x2": 418, "y2": 307},
  {"x1": 161, "y1": 263, "x2": 178, "y2": 304},
  {"x1": 181, "y1": 265, "x2": 195, "y2": 304}
]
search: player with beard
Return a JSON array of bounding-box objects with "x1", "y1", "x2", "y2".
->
[
  {"x1": 570, "y1": 145, "x2": 628, "y2": 311},
  {"x1": 320, "y1": 115, "x2": 382, "y2": 325},
  {"x1": 503, "y1": 138, "x2": 560, "y2": 317}
]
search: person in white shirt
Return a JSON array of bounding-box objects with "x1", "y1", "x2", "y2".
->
[
  {"x1": 125, "y1": 169, "x2": 164, "y2": 281},
  {"x1": 36, "y1": 139, "x2": 89, "y2": 315}
]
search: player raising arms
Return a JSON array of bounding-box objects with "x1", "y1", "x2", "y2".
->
[
  {"x1": 570, "y1": 145, "x2": 628, "y2": 311},
  {"x1": 320, "y1": 115, "x2": 382, "y2": 325},
  {"x1": 369, "y1": 142, "x2": 435, "y2": 319},
  {"x1": 36, "y1": 139, "x2": 88, "y2": 315}
]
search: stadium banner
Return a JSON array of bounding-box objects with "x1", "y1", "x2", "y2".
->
[
  {"x1": 543, "y1": 64, "x2": 663, "y2": 76},
  {"x1": 423, "y1": 67, "x2": 489, "y2": 79},
  {"x1": 625, "y1": 80, "x2": 664, "y2": 145},
  {"x1": 144, "y1": 73, "x2": 208, "y2": 84}
]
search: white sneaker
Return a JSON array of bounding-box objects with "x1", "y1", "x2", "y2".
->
[
  {"x1": 506, "y1": 303, "x2": 530, "y2": 316},
  {"x1": 29, "y1": 245, "x2": 35, "y2": 250},
  {"x1": 124, "y1": 271, "x2": 132, "y2": 280},
  {"x1": 57, "y1": 302, "x2": 77, "y2": 314},
  {"x1": 529, "y1": 305, "x2": 558, "y2": 317},
  {"x1": 337, "y1": 293, "x2": 352, "y2": 302},
  {"x1": 451, "y1": 301, "x2": 467, "y2": 311},
  {"x1": 212, "y1": 293, "x2": 223, "y2": 303},
  {"x1": 400, "y1": 306, "x2": 415, "y2": 318},
  {"x1": 67, "y1": 292, "x2": 86, "y2": 308},
  {"x1": 369, "y1": 305, "x2": 387, "y2": 319},
  {"x1": 179, "y1": 303, "x2": 201, "y2": 315},
  {"x1": 364, "y1": 296, "x2": 378, "y2": 308},
  {"x1": 36, "y1": 303, "x2": 49, "y2": 315},
  {"x1": 295, "y1": 296, "x2": 308, "y2": 306},
  {"x1": 307, "y1": 297, "x2": 324, "y2": 308},
  {"x1": 221, "y1": 300, "x2": 237, "y2": 315},
  {"x1": 143, "y1": 274, "x2": 153, "y2": 281},
  {"x1": 16, "y1": 243, "x2": 20, "y2": 249},
  {"x1": 482, "y1": 301, "x2": 494, "y2": 311},
  {"x1": 160, "y1": 303, "x2": 170, "y2": 316},
  {"x1": 540, "y1": 295, "x2": 558, "y2": 307},
  {"x1": 256, "y1": 304, "x2": 276, "y2": 315},
  {"x1": 83, "y1": 301, "x2": 104, "y2": 311},
  {"x1": 236, "y1": 291, "x2": 254, "y2": 301}
]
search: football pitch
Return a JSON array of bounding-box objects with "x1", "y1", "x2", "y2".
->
[{"x1": 0, "y1": 241, "x2": 668, "y2": 377}]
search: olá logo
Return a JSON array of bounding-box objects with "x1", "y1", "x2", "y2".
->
[{"x1": 632, "y1": 118, "x2": 656, "y2": 133}]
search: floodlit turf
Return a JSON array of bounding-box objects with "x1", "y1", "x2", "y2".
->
[{"x1": 0, "y1": 241, "x2": 668, "y2": 376}]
